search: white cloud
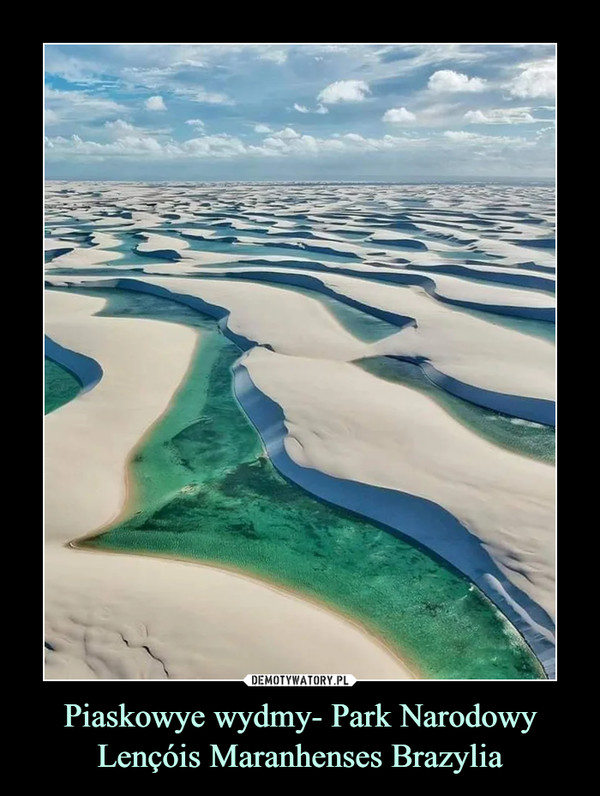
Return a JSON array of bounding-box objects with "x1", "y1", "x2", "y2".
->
[
  {"x1": 293, "y1": 102, "x2": 329, "y2": 115},
  {"x1": 45, "y1": 124, "x2": 546, "y2": 166},
  {"x1": 56, "y1": 133, "x2": 165, "y2": 156},
  {"x1": 317, "y1": 80, "x2": 370, "y2": 104},
  {"x1": 145, "y1": 95, "x2": 166, "y2": 111},
  {"x1": 45, "y1": 126, "x2": 421, "y2": 163},
  {"x1": 444, "y1": 130, "x2": 485, "y2": 142},
  {"x1": 181, "y1": 134, "x2": 247, "y2": 157},
  {"x1": 383, "y1": 107, "x2": 417, "y2": 123},
  {"x1": 377, "y1": 44, "x2": 497, "y2": 73},
  {"x1": 428, "y1": 70, "x2": 487, "y2": 93},
  {"x1": 464, "y1": 110, "x2": 489, "y2": 124},
  {"x1": 443, "y1": 130, "x2": 529, "y2": 148},
  {"x1": 464, "y1": 107, "x2": 536, "y2": 124},
  {"x1": 260, "y1": 50, "x2": 287, "y2": 65},
  {"x1": 45, "y1": 131, "x2": 248, "y2": 160},
  {"x1": 45, "y1": 85, "x2": 128, "y2": 122},
  {"x1": 536, "y1": 126, "x2": 555, "y2": 139},
  {"x1": 463, "y1": 110, "x2": 494, "y2": 124},
  {"x1": 251, "y1": 130, "x2": 430, "y2": 158},
  {"x1": 45, "y1": 108, "x2": 60, "y2": 126},
  {"x1": 413, "y1": 102, "x2": 463, "y2": 126},
  {"x1": 185, "y1": 118, "x2": 205, "y2": 129},
  {"x1": 175, "y1": 87, "x2": 234, "y2": 105},
  {"x1": 272, "y1": 127, "x2": 301, "y2": 140},
  {"x1": 507, "y1": 59, "x2": 556, "y2": 98},
  {"x1": 254, "y1": 123, "x2": 272, "y2": 133},
  {"x1": 102, "y1": 119, "x2": 172, "y2": 141},
  {"x1": 104, "y1": 119, "x2": 138, "y2": 136},
  {"x1": 176, "y1": 59, "x2": 205, "y2": 68}
]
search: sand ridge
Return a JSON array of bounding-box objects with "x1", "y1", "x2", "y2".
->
[{"x1": 45, "y1": 290, "x2": 414, "y2": 680}]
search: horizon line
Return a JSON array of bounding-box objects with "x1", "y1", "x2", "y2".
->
[{"x1": 44, "y1": 177, "x2": 556, "y2": 185}]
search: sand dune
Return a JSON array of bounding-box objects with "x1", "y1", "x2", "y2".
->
[
  {"x1": 44, "y1": 180, "x2": 555, "y2": 679},
  {"x1": 241, "y1": 347, "x2": 555, "y2": 624},
  {"x1": 45, "y1": 290, "x2": 413, "y2": 680}
]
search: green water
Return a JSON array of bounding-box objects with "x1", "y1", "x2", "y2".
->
[
  {"x1": 461, "y1": 306, "x2": 555, "y2": 343},
  {"x1": 357, "y1": 357, "x2": 555, "y2": 464},
  {"x1": 59, "y1": 285, "x2": 546, "y2": 680},
  {"x1": 279, "y1": 283, "x2": 401, "y2": 342},
  {"x1": 44, "y1": 357, "x2": 81, "y2": 414},
  {"x1": 216, "y1": 278, "x2": 401, "y2": 343}
]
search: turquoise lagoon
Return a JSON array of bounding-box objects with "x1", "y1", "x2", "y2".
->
[
  {"x1": 45, "y1": 357, "x2": 81, "y2": 414},
  {"x1": 56, "y1": 285, "x2": 545, "y2": 680},
  {"x1": 357, "y1": 357, "x2": 555, "y2": 464}
]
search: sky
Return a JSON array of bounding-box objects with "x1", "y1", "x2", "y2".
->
[{"x1": 44, "y1": 43, "x2": 556, "y2": 182}]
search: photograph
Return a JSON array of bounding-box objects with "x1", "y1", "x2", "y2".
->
[{"x1": 44, "y1": 42, "x2": 556, "y2": 686}]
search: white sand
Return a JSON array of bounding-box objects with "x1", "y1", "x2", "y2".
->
[
  {"x1": 285, "y1": 269, "x2": 555, "y2": 399},
  {"x1": 45, "y1": 290, "x2": 413, "y2": 680},
  {"x1": 51, "y1": 227, "x2": 83, "y2": 235},
  {"x1": 45, "y1": 290, "x2": 199, "y2": 539},
  {"x1": 399, "y1": 266, "x2": 555, "y2": 307},
  {"x1": 47, "y1": 275, "x2": 377, "y2": 361},
  {"x1": 45, "y1": 548, "x2": 410, "y2": 680},
  {"x1": 407, "y1": 259, "x2": 554, "y2": 283},
  {"x1": 46, "y1": 284, "x2": 554, "y2": 628},
  {"x1": 45, "y1": 238, "x2": 81, "y2": 252},
  {"x1": 44, "y1": 182, "x2": 555, "y2": 676},
  {"x1": 89, "y1": 231, "x2": 124, "y2": 249},
  {"x1": 75, "y1": 273, "x2": 554, "y2": 401},
  {"x1": 242, "y1": 348, "x2": 555, "y2": 622},
  {"x1": 95, "y1": 255, "x2": 554, "y2": 313},
  {"x1": 49, "y1": 247, "x2": 124, "y2": 267},
  {"x1": 135, "y1": 232, "x2": 191, "y2": 254}
]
